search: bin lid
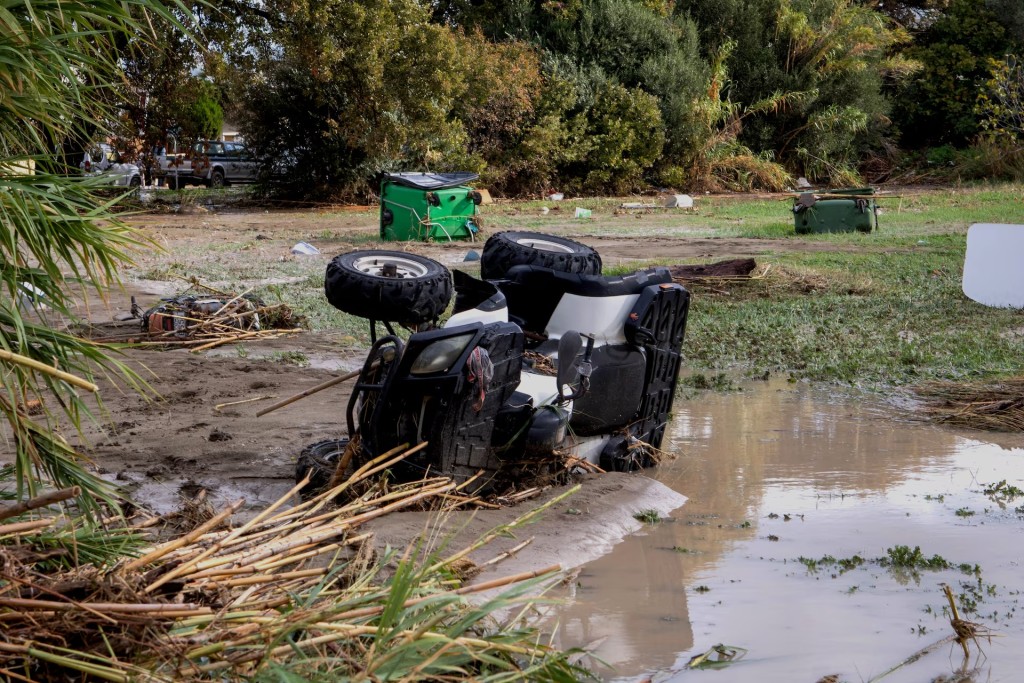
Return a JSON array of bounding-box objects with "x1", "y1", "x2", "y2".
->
[{"x1": 385, "y1": 172, "x2": 479, "y2": 190}]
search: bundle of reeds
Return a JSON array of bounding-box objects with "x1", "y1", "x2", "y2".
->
[
  {"x1": 915, "y1": 378, "x2": 1024, "y2": 431},
  {"x1": 0, "y1": 446, "x2": 587, "y2": 681}
]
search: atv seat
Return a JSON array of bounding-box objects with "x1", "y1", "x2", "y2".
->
[{"x1": 498, "y1": 265, "x2": 673, "y2": 343}]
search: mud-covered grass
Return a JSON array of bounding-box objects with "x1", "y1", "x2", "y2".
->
[
  {"x1": 545, "y1": 184, "x2": 1024, "y2": 387},
  {"x1": 122, "y1": 182, "x2": 1024, "y2": 387}
]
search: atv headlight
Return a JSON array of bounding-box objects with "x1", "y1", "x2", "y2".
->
[{"x1": 410, "y1": 334, "x2": 474, "y2": 375}]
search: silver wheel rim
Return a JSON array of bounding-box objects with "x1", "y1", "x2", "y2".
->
[
  {"x1": 516, "y1": 238, "x2": 574, "y2": 254},
  {"x1": 352, "y1": 255, "x2": 430, "y2": 278}
]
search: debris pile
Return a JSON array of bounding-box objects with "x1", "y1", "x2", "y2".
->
[
  {"x1": 915, "y1": 377, "x2": 1024, "y2": 431},
  {"x1": 95, "y1": 281, "x2": 305, "y2": 350},
  {"x1": 667, "y1": 258, "x2": 771, "y2": 296},
  {"x1": 669, "y1": 258, "x2": 759, "y2": 281},
  {"x1": 0, "y1": 446, "x2": 578, "y2": 680}
]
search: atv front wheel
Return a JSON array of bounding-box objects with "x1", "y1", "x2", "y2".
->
[
  {"x1": 480, "y1": 231, "x2": 602, "y2": 280},
  {"x1": 295, "y1": 438, "x2": 351, "y2": 498},
  {"x1": 325, "y1": 250, "x2": 452, "y2": 325}
]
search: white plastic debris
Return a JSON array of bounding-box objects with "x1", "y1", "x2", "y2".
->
[
  {"x1": 548, "y1": 192, "x2": 564, "y2": 201},
  {"x1": 17, "y1": 282, "x2": 48, "y2": 310},
  {"x1": 664, "y1": 194, "x2": 693, "y2": 208},
  {"x1": 290, "y1": 242, "x2": 321, "y2": 256},
  {"x1": 962, "y1": 223, "x2": 1024, "y2": 308}
]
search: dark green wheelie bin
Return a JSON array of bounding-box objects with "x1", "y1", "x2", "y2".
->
[
  {"x1": 380, "y1": 172, "x2": 482, "y2": 242},
  {"x1": 793, "y1": 187, "x2": 877, "y2": 234}
]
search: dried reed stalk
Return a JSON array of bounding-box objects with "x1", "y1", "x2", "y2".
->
[
  {"x1": 916, "y1": 378, "x2": 1024, "y2": 432},
  {"x1": 1, "y1": 443, "x2": 580, "y2": 681}
]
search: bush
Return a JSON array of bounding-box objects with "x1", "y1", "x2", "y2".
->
[
  {"x1": 579, "y1": 81, "x2": 665, "y2": 194},
  {"x1": 955, "y1": 138, "x2": 1024, "y2": 181}
]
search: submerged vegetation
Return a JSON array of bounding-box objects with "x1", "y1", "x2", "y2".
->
[
  {"x1": 633, "y1": 509, "x2": 663, "y2": 524},
  {"x1": 797, "y1": 545, "x2": 979, "y2": 577}
]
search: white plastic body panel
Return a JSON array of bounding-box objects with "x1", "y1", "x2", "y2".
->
[
  {"x1": 515, "y1": 372, "x2": 573, "y2": 414},
  {"x1": 963, "y1": 223, "x2": 1024, "y2": 308},
  {"x1": 443, "y1": 305, "x2": 508, "y2": 328},
  {"x1": 545, "y1": 293, "x2": 639, "y2": 344}
]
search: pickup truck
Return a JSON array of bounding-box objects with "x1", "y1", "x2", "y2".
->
[{"x1": 157, "y1": 140, "x2": 257, "y2": 189}]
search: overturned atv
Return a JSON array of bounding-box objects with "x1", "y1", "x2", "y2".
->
[{"x1": 296, "y1": 231, "x2": 690, "y2": 496}]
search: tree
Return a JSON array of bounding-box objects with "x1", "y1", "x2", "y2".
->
[
  {"x1": 118, "y1": 6, "x2": 226, "y2": 160},
  {"x1": 551, "y1": 0, "x2": 707, "y2": 164},
  {"x1": 678, "y1": 0, "x2": 903, "y2": 183},
  {"x1": 895, "y1": 0, "x2": 1016, "y2": 147},
  {"x1": 987, "y1": 0, "x2": 1024, "y2": 44},
  {"x1": 666, "y1": 41, "x2": 794, "y2": 192},
  {"x1": 978, "y1": 55, "x2": 1024, "y2": 142},
  {"x1": 239, "y1": 0, "x2": 468, "y2": 199},
  {"x1": 576, "y1": 79, "x2": 666, "y2": 193},
  {"x1": 448, "y1": 32, "x2": 547, "y2": 192},
  {"x1": 0, "y1": 1, "x2": 180, "y2": 512}
]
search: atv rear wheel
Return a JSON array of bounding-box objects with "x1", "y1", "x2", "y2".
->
[
  {"x1": 295, "y1": 439, "x2": 351, "y2": 498},
  {"x1": 481, "y1": 231, "x2": 602, "y2": 280},
  {"x1": 325, "y1": 250, "x2": 452, "y2": 325}
]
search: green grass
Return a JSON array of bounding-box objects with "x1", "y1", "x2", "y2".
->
[
  {"x1": 483, "y1": 181, "x2": 1024, "y2": 241},
  {"x1": 684, "y1": 241, "x2": 1024, "y2": 386}
]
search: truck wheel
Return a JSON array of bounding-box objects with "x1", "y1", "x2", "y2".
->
[
  {"x1": 295, "y1": 439, "x2": 351, "y2": 498},
  {"x1": 325, "y1": 250, "x2": 452, "y2": 325},
  {"x1": 210, "y1": 169, "x2": 226, "y2": 188},
  {"x1": 481, "y1": 231, "x2": 602, "y2": 280}
]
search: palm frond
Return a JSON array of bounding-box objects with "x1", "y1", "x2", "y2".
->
[{"x1": 0, "y1": 0, "x2": 193, "y2": 512}]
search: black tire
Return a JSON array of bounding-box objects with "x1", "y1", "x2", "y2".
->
[
  {"x1": 209, "y1": 168, "x2": 226, "y2": 188},
  {"x1": 295, "y1": 439, "x2": 350, "y2": 497},
  {"x1": 325, "y1": 250, "x2": 452, "y2": 324},
  {"x1": 129, "y1": 175, "x2": 142, "y2": 188},
  {"x1": 480, "y1": 231, "x2": 602, "y2": 280}
]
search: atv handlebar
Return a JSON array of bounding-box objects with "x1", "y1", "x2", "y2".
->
[{"x1": 557, "y1": 332, "x2": 594, "y2": 403}]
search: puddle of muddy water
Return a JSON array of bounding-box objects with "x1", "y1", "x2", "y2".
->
[{"x1": 548, "y1": 378, "x2": 1024, "y2": 683}]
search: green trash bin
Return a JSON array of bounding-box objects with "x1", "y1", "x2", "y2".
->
[
  {"x1": 380, "y1": 172, "x2": 482, "y2": 242},
  {"x1": 793, "y1": 187, "x2": 877, "y2": 234}
]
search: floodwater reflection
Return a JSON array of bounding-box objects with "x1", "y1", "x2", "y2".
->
[{"x1": 550, "y1": 378, "x2": 1024, "y2": 682}]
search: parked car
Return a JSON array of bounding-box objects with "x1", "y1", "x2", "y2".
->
[
  {"x1": 295, "y1": 231, "x2": 691, "y2": 497},
  {"x1": 157, "y1": 140, "x2": 257, "y2": 189},
  {"x1": 80, "y1": 144, "x2": 142, "y2": 188}
]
